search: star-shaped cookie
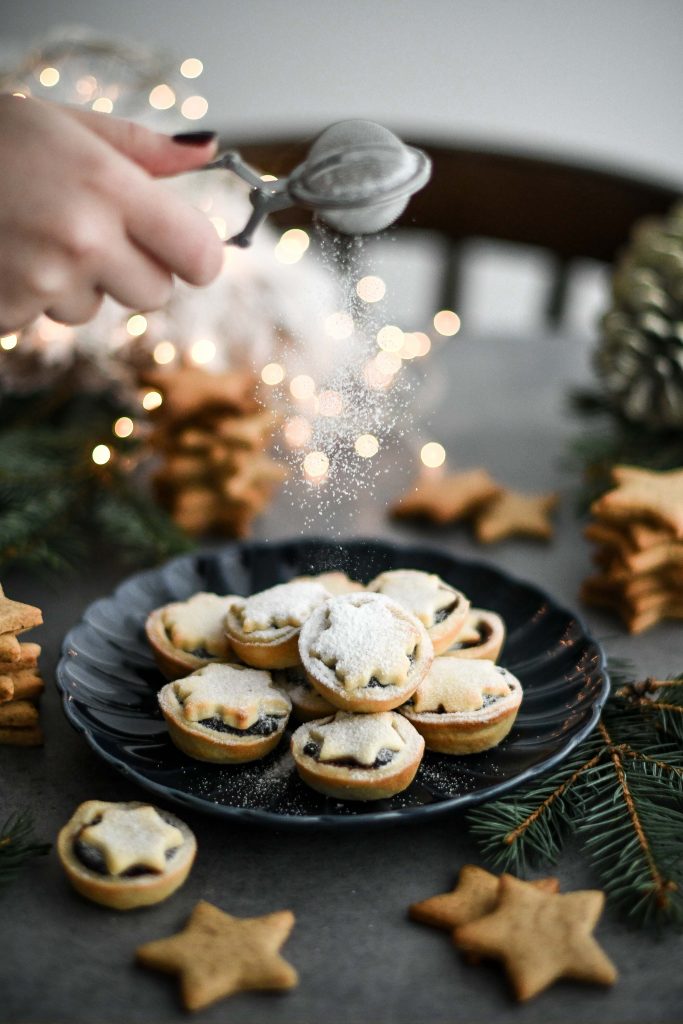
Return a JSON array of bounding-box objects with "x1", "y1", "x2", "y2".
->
[
  {"x1": 369, "y1": 571, "x2": 455, "y2": 627},
  {"x1": 162, "y1": 593, "x2": 235, "y2": 656},
  {"x1": 391, "y1": 469, "x2": 502, "y2": 525},
  {"x1": 411, "y1": 659, "x2": 510, "y2": 714},
  {"x1": 311, "y1": 595, "x2": 419, "y2": 689},
  {"x1": 0, "y1": 593, "x2": 42, "y2": 638},
  {"x1": 473, "y1": 489, "x2": 558, "y2": 543},
  {"x1": 454, "y1": 874, "x2": 617, "y2": 1001},
  {"x1": 174, "y1": 663, "x2": 290, "y2": 729},
  {"x1": 80, "y1": 805, "x2": 183, "y2": 876},
  {"x1": 309, "y1": 711, "x2": 405, "y2": 766},
  {"x1": 140, "y1": 365, "x2": 259, "y2": 424},
  {"x1": 409, "y1": 865, "x2": 559, "y2": 930},
  {"x1": 592, "y1": 466, "x2": 683, "y2": 538},
  {"x1": 137, "y1": 900, "x2": 298, "y2": 1011},
  {"x1": 238, "y1": 581, "x2": 330, "y2": 633}
]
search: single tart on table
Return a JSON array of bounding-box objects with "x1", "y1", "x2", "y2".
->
[
  {"x1": 291, "y1": 710, "x2": 425, "y2": 800},
  {"x1": 57, "y1": 800, "x2": 196, "y2": 910},
  {"x1": 298, "y1": 591, "x2": 433, "y2": 713},
  {"x1": 399, "y1": 658, "x2": 522, "y2": 754},
  {"x1": 145, "y1": 591, "x2": 238, "y2": 679},
  {"x1": 440, "y1": 608, "x2": 506, "y2": 662},
  {"x1": 225, "y1": 580, "x2": 331, "y2": 668},
  {"x1": 158, "y1": 662, "x2": 292, "y2": 763},
  {"x1": 366, "y1": 570, "x2": 470, "y2": 654}
]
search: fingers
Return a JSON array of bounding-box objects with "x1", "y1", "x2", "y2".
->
[
  {"x1": 97, "y1": 233, "x2": 175, "y2": 311},
  {"x1": 124, "y1": 179, "x2": 224, "y2": 287},
  {"x1": 62, "y1": 106, "x2": 218, "y2": 178}
]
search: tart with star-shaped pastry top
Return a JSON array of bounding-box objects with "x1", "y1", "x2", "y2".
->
[
  {"x1": 273, "y1": 664, "x2": 336, "y2": 722},
  {"x1": 399, "y1": 658, "x2": 522, "y2": 753},
  {"x1": 366, "y1": 569, "x2": 470, "y2": 655},
  {"x1": 299, "y1": 591, "x2": 433, "y2": 713},
  {"x1": 145, "y1": 591, "x2": 239, "y2": 680},
  {"x1": 291, "y1": 571, "x2": 365, "y2": 595},
  {"x1": 57, "y1": 800, "x2": 196, "y2": 910},
  {"x1": 291, "y1": 710, "x2": 425, "y2": 800},
  {"x1": 440, "y1": 608, "x2": 506, "y2": 663},
  {"x1": 224, "y1": 581, "x2": 331, "y2": 669},
  {"x1": 158, "y1": 662, "x2": 292, "y2": 762}
]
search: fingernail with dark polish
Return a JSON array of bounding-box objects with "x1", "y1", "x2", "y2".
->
[{"x1": 172, "y1": 131, "x2": 217, "y2": 146}]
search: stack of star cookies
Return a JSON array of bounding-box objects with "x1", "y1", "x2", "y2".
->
[
  {"x1": 141, "y1": 365, "x2": 286, "y2": 537},
  {"x1": 0, "y1": 586, "x2": 44, "y2": 746},
  {"x1": 581, "y1": 466, "x2": 683, "y2": 633},
  {"x1": 391, "y1": 468, "x2": 559, "y2": 543}
]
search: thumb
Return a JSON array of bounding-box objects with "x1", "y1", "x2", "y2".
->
[{"x1": 63, "y1": 106, "x2": 218, "y2": 177}]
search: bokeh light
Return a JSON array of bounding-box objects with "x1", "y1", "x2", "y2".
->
[
  {"x1": 290, "y1": 374, "x2": 316, "y2": 400},
  {"x1": 261, "y1": 362, "x2": 285, "y2": 386},
  {"x1": 318, "y1": 390, "x2": 344, "y2": 417},
  {"x1": 181, "y1": 95, "x2": 208, "y2": 120},
  {"x1": 180, "y1": 58, "x2": 204, "y2": 79},
  {"x1": 303, "y1": 451, "x2": 329, "y2": 480},
  {"x1": 355, "y1": 434, "x2": 379, "y2": 458},
  {"x1": 39, "y1": 67, "x2": 60, "y2": 87},
  {"x1": 0, "y1": 335, "x2": 18, "y2": 350},
  {"x1": 356, "y1": 276, "x2": 386, "y2": 303},
  {"x1": 142, "y1": 390, "x2": 163, "y2": 411},
  {"x1": 113, "y1": 417, "x2": 134, "y2": 438},
  {"x1": 126, "y1": 314, "x2": 147, "y2": 337},
  {"x1": 91, "y1": 444, "x2": 111, "y2": 465},
  {"x1": 433, "y1": 310, "x2": 461, "y2": 336},
  {"x1": 153, "y1": 341, "x2": 176, "y2": 365},
  {"x1": 377, "y1": 324, "x2": 404, "y2": 352},
  {"x1": 190, "y1": 339, "x2": 216, "y2": 364},
  {"x1": 283, "y1": 416, "x2": 312, "y2": 448},
  {"x1": 148, "y1": 84, "x2": 176, "y2": 110},
  {"x1": 420, "y1": 442, "x2": 446, "y2": 468}
]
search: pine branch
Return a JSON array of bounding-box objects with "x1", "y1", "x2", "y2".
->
[{"x1": 0, "y1": 810, "x2": 50, "y2": 892}]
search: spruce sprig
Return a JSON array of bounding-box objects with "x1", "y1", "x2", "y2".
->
[
  {"x1": 0, "y1": 810, "x2": 51, "y2": 892},
  {"x1": 467, "y1": 671, "x2": 683, "y2": 928}
]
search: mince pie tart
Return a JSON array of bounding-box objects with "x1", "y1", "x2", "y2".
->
[
  {"x1": 292, "y1": 571, "x2": 364, "y2": 595},
  {"x1": 440, "y1": 608, "x2": 506, "y2": 662},
  {"x1": 298, "y1": 592, "x2": 433, "y2": 713},
  {"x1": 273, "y1": 664, "x2": 336, "y2": 722},
  {"x1": 145, "y1": 591, "x2": 237, "y2": 679},
  {"x1": 367, "y1": 570, "x2": 470, "y2": 654},
  {"x1": 57, "y1": 800, "x2": 196, "y2": 910},
  {"x1": 399, "y1": 658, "x2": 522, "y2": 754},
  {"x1": 225, "y1": 581, "x2": 331, "y2": 668},
  {"x1": 291, "y1": 710, "x2": 424, "y2": 800},
  {"x1": 158, "y1": 662, "x2": 292, "y2": 763}
]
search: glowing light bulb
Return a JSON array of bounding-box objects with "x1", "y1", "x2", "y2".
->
[
  {"x1": 325, "y1": 312, "x2": 354, "y2": 340},
  {"x1": 283, "y1": 416, "x2": 312, "y2": 448},
  {"x1": 142, "y1": 390, "x2": 163, "y2": 411},
  {"x1": 290, "y1": 374, "x2": 315, "y2": 400},
  {"x1": 113, "y1": 417, "x2": 134, "y2": 438},
  {"x1": 318, "y1": 390, "x2": 343, "y2": 417},
  {"x1": 303, "y1": 451, "x2": 329, "y2": 480},
  {"x1": 433, "y1": 309, "x2": 461, "y2": 336},
  {"x1": 153, "y1": 341, "x2": 176, "y2": 365},
  {"x1": 355, "y1": 434, "x2": 379, "y2": 458},
  {"x1": 92, "y1": 444, "x2": 111, "y2": 465},
  {"x1": 420, "y1": 442, "x2": 446, "y2": 468},
  {"x1": 190, "y1": 338, "x2": 216, "y2": 364},
  {"x1": 149, "y1": 84, "x2": 176, "y2": 110},
  {"x1": 126, "y1": 314, "x2": 147, "y2": 337},
  {"x1": 356, "y1": 275, "x2": 386, "y2": 302},
  {"x1": 180, "y1": 58, "x2": 203, "y2": 78},
  {"x1": 0, "y1": 334, "x2": 18, "y2": 350},
  {"x1": 39, "y1": 67, "x2": 60, "y2": 87},
  {"x1": 181, "y1": 95, "x2": 208, "y2": 120},
  {"x1": 261, "y1": 362, "x2": 285, "y2": 386},
  {"x1": 91, "y1": 97, "x2": 113, "y2": 113}
]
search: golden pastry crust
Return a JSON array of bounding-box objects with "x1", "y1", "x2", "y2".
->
[
  {"x1": 399, "y1": 660, "x2": 522, "y2": 754},
  {"x1": 158, "y1": 663, "x2": 291, "y2": 763},
  {"x1": 225, "y1": 581, "x2": 331, "y2": 669},
  {"x1": 145, "y1": 592, "x2": 238, "y2": 680},
  {"x1": 367, "y1": 569, "x2": 470, "y2": 655},
  {"x1": 299, "y1": 592, "x2": 433, "y2": 713},
  {"x1": 273, "y1": 666, "x2": 336, "y2": 722},
  {"x1": 57, "y1": 800, "x2": 196, "y2": 910},
  {"x1": 441, "y1": 608, "x2": 506, "y2": 662},
  {"x1": 291, "y1": 711, "x2": 424, "y2": 801}
]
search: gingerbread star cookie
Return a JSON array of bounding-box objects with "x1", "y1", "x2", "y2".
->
[
  {"x1": 409, "y1": 865, "x2": 559, "y2": 931},
  {"x1": 0, "y1": 592, "x2": 42, "y2": 637},
  {"x1": 592, "y1": 465, "x2": 683, "y2": 538},
  {"x1": 391, "y1": 469, "x2": 502, "y2": 525},
  {"x1": 136, "y1": 900, "x2": 298, "y2": 1011},
  {"x1": 473, "y1": 489, "x2": 558, "y2": 543},
  {"x1": 453, "y1": 874, "x2": 617, "y2": 1001}
]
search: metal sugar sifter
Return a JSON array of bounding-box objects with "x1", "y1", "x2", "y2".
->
[{"x1": 203, "y1": 119, "x2": 431, "y2": 247}]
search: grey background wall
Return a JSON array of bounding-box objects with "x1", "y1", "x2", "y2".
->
[{"x1": 3, "y1": 0, "x2": 683, "y2": 184}]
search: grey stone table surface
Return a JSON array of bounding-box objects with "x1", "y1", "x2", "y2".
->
[{"x1": 2, "y1": 330, "x2": 682, "y2": 1024}]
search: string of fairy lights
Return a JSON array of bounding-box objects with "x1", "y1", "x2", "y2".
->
[{"x1": 0, "y1": 39, "x2": 462, "y2": 494}]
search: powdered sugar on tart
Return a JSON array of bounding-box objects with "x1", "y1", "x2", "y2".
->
[
  {"x1": 411, "y1": 659, "x2": 512, "y2": 715},
  {"x1": 161, "y1": 592, "x2": 235, "y2": 656},
  {"x1": 235, "y1": 581, "x2": 330, "y2": 634},
  {"x1": 368, "y1": 570, "x2": 456, "y2": 627},
  {"x1": 80, "y1": 805, "x2": 184, "y2": 876},
  {"x1": 174, "y1": 663, "x2": 290, "y2": 730},
  {"x1": 308, "y1": 711, "x2": 405, "y2": 766}
]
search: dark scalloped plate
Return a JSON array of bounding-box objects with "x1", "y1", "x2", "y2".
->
[{"x1": 56, "y1": 538, "x2": 609, "y2": 828}]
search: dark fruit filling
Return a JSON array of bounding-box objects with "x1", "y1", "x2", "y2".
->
[
  {"x1": 189, "y1": 645, "x2": 214, "y2": 659},
  {"x1": 449, "y1": 621, "x2": 492, "y2": 650},
  {"x1": 198, "y1": 714, "x2": 285, "y2": 737},
  {"x1": 302, "y1": 741, "x2": 394, "y2": 769},
  {"x1": 433, "y1": 600, "x2": 457, "y2": 625}
]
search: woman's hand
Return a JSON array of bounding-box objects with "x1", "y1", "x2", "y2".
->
[{"x1": 0, "y1": 95, "x2": 224, "y2": 333}]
